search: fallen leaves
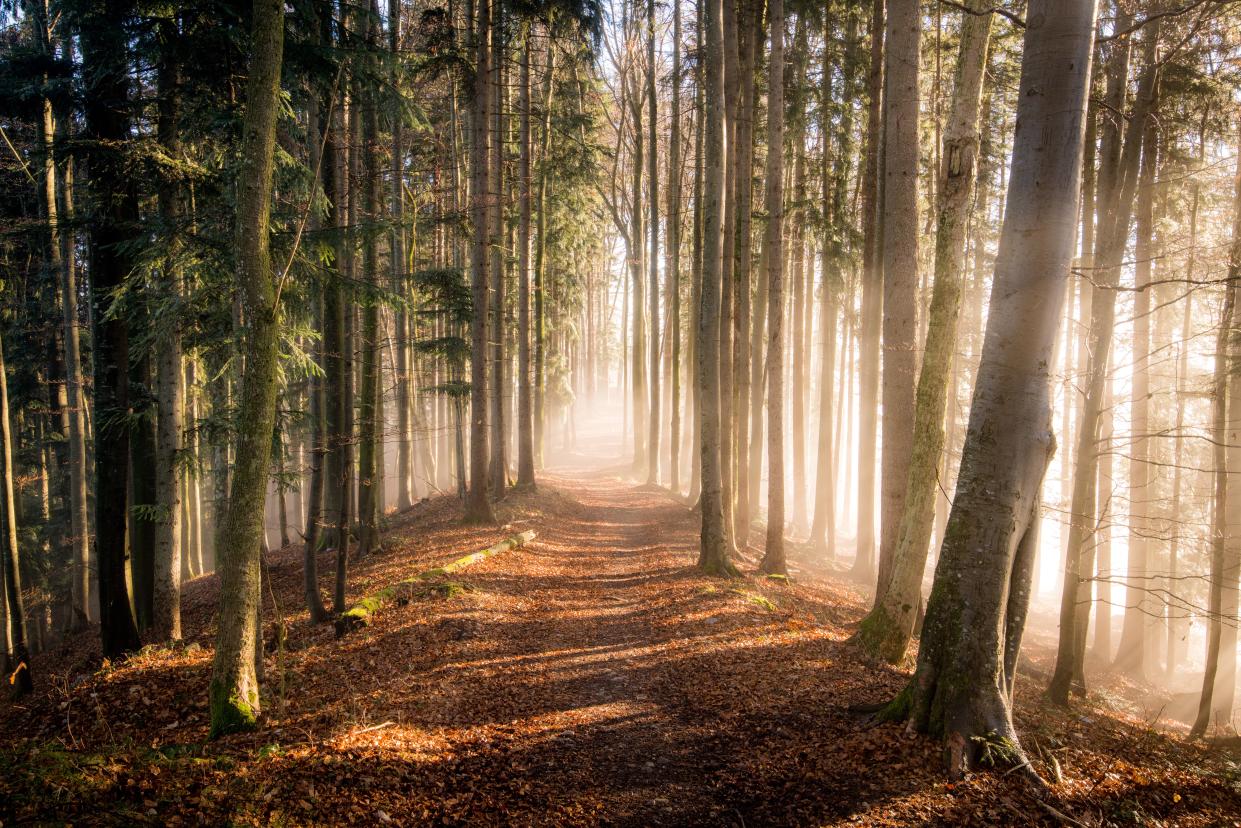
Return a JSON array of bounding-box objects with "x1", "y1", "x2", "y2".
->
[{"x1": 1, "y1": 472, "x2": 1238, "y2": 826}]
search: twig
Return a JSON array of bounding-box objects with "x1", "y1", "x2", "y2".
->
[{"x1": 349, "y1": 720, "x2": 395, "y2": 737}]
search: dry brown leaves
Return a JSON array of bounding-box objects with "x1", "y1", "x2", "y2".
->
[{"x1": 1, "y1": 469, "x2": 1238, "y2": 826}]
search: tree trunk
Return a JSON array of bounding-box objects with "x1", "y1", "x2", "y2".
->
[
  {"x1": 851, "y1": 0, "x2": 883, "y2": 583},
  {"x1": 645, "y1": 0, "x2": 661, "y2": 486},
  {"x1": 208, "y1": 0, "x2": 285, "y2": 737},
  {"x1": 153, "y1": 16, "x2": 184, "y2": 642},
  {"x1": 358, "y1": 1, "x2": 383, "y2": 557},
  {"x1": 875, "y1": 0, "x2": 920, "y2": 596},
  {"x1": 882, "y1": 0, "x2": 1096, "y2": 777},
  {"x1": 856, "y1": 2, "x2": 991, "y2": 663},
  {"x1": 1191, "y1": 125, "x2": 1241, "y2": 738},
  {"x1": 488, "y1": 23, "x2": 508, "y2": 497},
  {"x1": 731, "y1": 0, "x2": 759, "y2": 535},
  {"x1": 0, "y1": 332, "x2": 32, "y2": 696},
  {"x1": 667, "y1": 0, "x2": 684, "y2": 496},
  {"x1": 1048, "y1": 20, "x2": 1157, "y2": 704},
  {"x1": 758, "y1": 0, "x2": 785, "y2": 576},
  {"x1": 696, "y1": 0, "x2": 730, "y2": 574},
  {"x1": 465, "y1": 0, "x2": 496, "y2": 523},
  {"x1": 516, "y1": 31, "x2": 536, "y2": 489},
  {"x1": 78, "y1": 0, "x2": 141, "y2": 658},
  {"x1": 1113, "y1": 96, "x2": 1160, "y2": 678}
]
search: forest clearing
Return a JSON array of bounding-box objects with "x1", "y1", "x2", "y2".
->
[{"x1": 4, "y1": 0, "x2": 1241, "y2": 823}]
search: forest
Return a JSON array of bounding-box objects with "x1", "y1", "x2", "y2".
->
[{"x1": 1, "y1": 0, "x2": 1241, "y2": 823}]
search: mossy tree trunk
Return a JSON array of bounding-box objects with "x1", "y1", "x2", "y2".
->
[{"x1": 208, "y1": 0, "x2": 285, "y2": 738}]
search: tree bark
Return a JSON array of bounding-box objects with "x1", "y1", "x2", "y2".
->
[
  {"x1": 875, "y1": 0, "x2": 920, "y2": 596},
  {"x1": 1048, "y1": 20, "x2": 1157, "y2": 705},
  {"x1": 78, "y1": 0, "x2": 142, "y2": 658},
  {"x1": 466, "y1": 0, "x2": 496, "y2": 523},
  {"x1": 850, "y1": 0, "x2": 883, "y2": 583},
  {"x1": 208, "y1": 0, "x2": 285, "y2": 737},
  {"x1": 0, "y1": 332, "x2": 32, "y2": 696},
  {"x1": 758, "y1": 0, "x2": 785, "y2": 576},
  {"x1": 696, "y1": 0, "x2": 730, "y2": 574},
  {"x1": 516, "y1": 30, "x2": 536, "y2": 489}
]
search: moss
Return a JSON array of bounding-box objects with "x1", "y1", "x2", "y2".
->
[
  {"x1": 970, "y1": 731, "x2": 1021, "y2": 769},
  {"x1": 876, "y1": 683, "x2": 915, "y2": 725},
  {"x1": 729, "y1": 588, "x2": 778, "y2": 612},
  {"x1": 854, "y1": 605, "x2": 908, "y2": 665},
  {"x1": 421, "y1": 580, "x2": 471, "y2": 599},
  {"x1": 208, "y1": 681, "x2": 259, "y2": 739}
]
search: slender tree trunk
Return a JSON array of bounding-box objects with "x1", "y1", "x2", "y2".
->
[
  {"x1": 1048, "y1": 21, "x2": 1157, "y2": 704},
  {"x1": 646, "y1": 0, "x2": 661, "y2": 485},
  {"x1": 875, "y1": 0, "x2": 920, "y2": 596},
  {"x1": 0, "y1": 332, "x2": 32, "y2": 695},
  {"x1": 153, "y1": 17, "x2": 184, "y2": 641},
  {"x1": 758, "y1": 0, "x2": 785, "y2": 576},
  {"x1": 1113, "y1": 101, "x2": 1160, "y2": 678},
  {"x1": 489, "y1": 20, "x2": 508, "y2": 497},
  {"x1": 358, "y1": 1, "x2": 383, "y2": 556},
  {"x1": 208, "y1": 0, "x2": 285, "y2": 736},
  {"x1": 697, "y1": 0, "x2": 730, "y2": 574},
  {"x1": 667, "y1": 0, "x2": 684, "y2": 496},
  {"x1": 1191, "y1": 124, "x2": 1241, "y2": 738},
  {"x1": 850, "y1": 0, "x2": 883, "y2": 582},
  {"x1": 466, "y1": 0, "x2": 496, "y2": 523},
  {"x1": 516, "y1": 30, "x2": 536, "y2": 488},
  {"x1": 731, "y1": 0, "x2": 759, "y2": 536}
]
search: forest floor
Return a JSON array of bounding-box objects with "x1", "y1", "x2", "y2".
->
[{"x1": 3, "y1": 438, "x2": 1241, "y2": 826}]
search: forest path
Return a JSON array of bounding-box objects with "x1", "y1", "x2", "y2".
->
[{"x1": 6, "y1": 418, "x2": 1232, "y2": 826}]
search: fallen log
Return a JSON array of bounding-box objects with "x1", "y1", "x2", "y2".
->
[{"x1": 335, "y1": 530, "x2": 536, "y2": 637}]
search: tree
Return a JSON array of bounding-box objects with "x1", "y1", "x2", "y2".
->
[
  {"x1": 696, "y1": 0, "x2": 729, "y2": 575},
  {"x1": 516, "y1": 26, "x2": 536, "y2": 489},
  {"x1": 1191, "y1": 123, "x2": 1241, "y2": 738},
  {"x1": 466, "y1": 0, "x2": 497, "y2": 524},
  {"x1": 208, "y1": 0, "x2": 285, "y2": 737},
  {"x1": 153, "y1": 12, "x2": 184, "y2": 643},
  {"x1": 875, "y1": 0, "x2": 919, "y2": 596},
  {"x1": 1048, "y1": 19, "x2": 1158, "y2": 705},
  {"x1": 757, "y1": 0, "x2": 784, "y2": 577},
  {"x1": 77, "y1": 0, "x2": 141, "y2": 658},
  {"x1": 850, "y1": 0, "x2": 883, "y2": 582},
  {"x1": 645, "y1": 0, "x2": 660, "y2": 486},
  {"x1": 879, "y1": 0, "x2": 1097, "y2": 776}
]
